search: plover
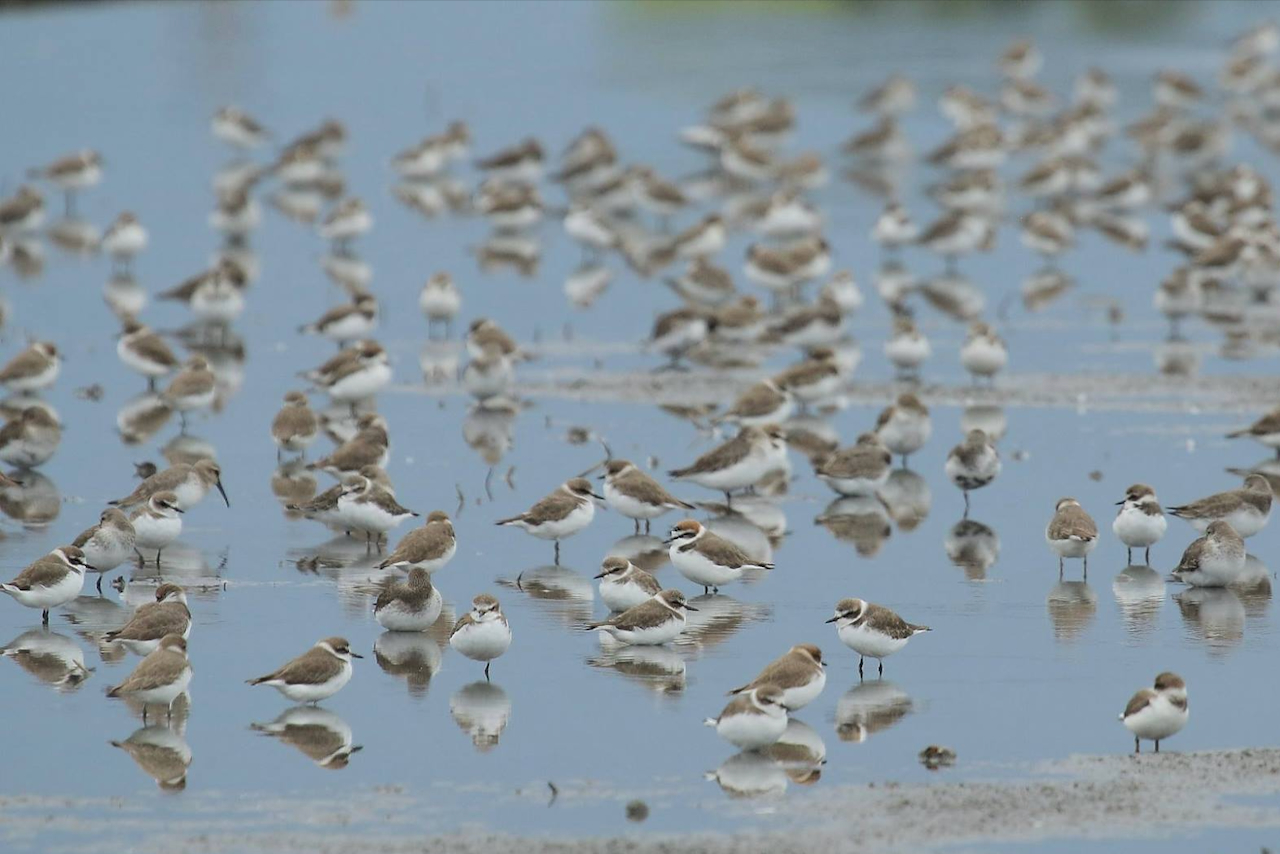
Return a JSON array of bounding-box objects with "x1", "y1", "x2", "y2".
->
[
  {"x1": 1171, "y1": 520, "x2": 1246, "y2": 588},
  {"x1": 117, "y1": 318, "x2": 179, "y2": 389},
  {"x1": 308, "y1": 413, "x2": 389, "y2": 474},
  {"x1": 476, "y1": 138, "x2": 544, "y2": 184},
  {"x1": 826, "y1": 598, "x2": 930, "y2": 678},
  {"x1": 844, "y1": 118, "x2": 911, "y2": 163},
  {"x1": 374, "y1": 568, "x2": 443, "y2": 632},
  {"x1": 884, "y1": 316, "x2": 931, "y2": 375},
  {"x1": 299, "y1": 294, "x2": 378, "y2": 344},
  {"x1": 917, "y1": 211, "x2": 993, "y2": 268},
  {"x1": 212, "y1": 106, "x2": 271, "y2": 149},
  {"x1": 1227, "y1": 407, "x2": 1280, "y2": 456},
  {"x1": 29, "y1": 149, "x2": 101, "y2": 213},
  {"x1": 496, "y1": 477, "x2": 601, "y2": 563},
  {"x1": 594, "y1": 557, "x2": 662, "y2": 613},
  {"x1": 210, "y1": 186, "x2": 262, "y2": 239},
  {"x1": 669, "y1": 424, "x2": 788, "y2": 502},
  {"x1": 587, "y1": 588, "x2": 695, "y2": 645},
  {"x1": 1112, "y1": 484, "x2": 1167, "y2": 565},
  {"x1": 711, "y1": 295, "x2": 765, "y2": 344},
  {"x1": 665, "y1": 257, "x2": 736, "y2": 307},
  {"x1": 0, "y1": 341, "x2": 60, "y2": 393},
  {"x1": 717, "y1": 380, "x2": 795, "y2": 428},
  {"x1": 312, "y1": 340, "x2": 392, "y2": 404},
  {"x1": 600, "y1": 459, "x2": 694, "y2": 534},
  {"x1": 875, "y1": 393, "x2": 932, "y2": 462},
  {"x1": 766, "y1": 295, "x2": 844, "y2": 349},
  {"x1": 72, "y1": 507, "x2": 135, "y2": 591},
  {"x1": 821, "y1": 270, "x2": 864, "y2": 315},
  {"x1": 111, "y1": 459, "x2": 229, "y2": 510},
  {"x1": 158, "y1": 260, "x2": 247, "y2": 325},
  {"x1": 871, "y1": 203, "x2": 919, "y2": 252},
  {"x1": 0, "y1": 407, "x2": 61, "y2": 468},
  {"x1": 563, "y1": 202, "x2": 617, "y2": 257},
  {"x1": 450, "y1": 594, "x2": 511, "y2": 679},
  {"x1": 162, "y1": 356, "x2": 216, "y2": 426},
  {"x1": 648, "y1": 307, "x2": 709, "y2": 368},
  {"x1": 474, "y1": 180, "x2": 543, "y2": 231},
  {"x1": 669, "y1": 214, "x2": 726, "y2": 260},
  {"x1": 101, "y1": 212, "x2": 148, "y2": 270},
  {"x1": 419, "y1": 272, "x2": 461, "y2": 337},
  {"x1": 1, "y1": 545, "x2": 91, "y2": 625},
  {"x1": 773, "y1": 348, "x2": 843, "y2": 404},
  {"x1": 945, "y1": 429, "x2": 1001, "y2": 512},
  {"x1": 814, "y1": 433, "x2": 892, "y2": 497},
  {"x1": 465, "y1": 318, "x2": 525, "y2": 362},
  {"x1": 859, "y1": 74, "x2": 916, "y2": 116},
  {"x1": 104, "y1": 583, "x2": 192, "y2": 654},
  {"x1": 110, "y1": 722, "x2": 191, "y2": 790},
  {"x1": 377, "y1": 510, "x2": 457, "y2": 572},
  {"x1": 337, "y1": 475, "x2": 418, "y2": 545},
  {"x1": 1168, "y1": 474, "x2": 1272, "y2": 538},
  {"x1": 728, "y1": 643, "x2": 826, "y2": 711},
  {"x1": 249, "y1": 637, "x2": 361, "y2": 704},
  {"x1": 1021, "y1": 210, "x2": 1074, "y2": 259},
  {"x1": 928, "y1": 124, "x2": 1005, "y2": 171},
  {"x1": 1120, "y1": 672, "x2": 1188, "y2": 753},
  {"x1": 106, "y1": 634, "x2": 192, "y2": 724},
  {"x1": 705, "y1": 684, "x2": 788, "y2": 751},
  {"x1": 1046, "y1": 497, "x2": 1098, "y2": 576},
  {"x1": 0, "y1": 185, "x2": 45, "y2": 233},
  {"x1": 666, "y1": 519, "x2": 773, "y2": 594},
  {"x1": 960, "y1": 322, "x2": 1007, "y2": 383},
  {"x1": 129, "y1": 491, "x2": 184, "y2": 565},
  {"x1": 271, "y1": 392, "x2": 319, "y2": 460}
]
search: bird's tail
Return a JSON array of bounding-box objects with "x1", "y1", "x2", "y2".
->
[
  {"x1": 912, "y1": 625, "x2": 932, "y2": 635},
  {"x1": 495, "y1": 515, "x2": 523, "y2": 527},
  {"x1": 105, "y1": 685, "x2": 121, "y2": 698},
  {"x1": 1225, "y1": 429, "x2": 1249, "y2": 438}
]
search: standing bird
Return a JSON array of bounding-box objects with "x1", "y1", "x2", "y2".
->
[
  {"x1": 1226, "y1": 406, "x2": 1280, "y2": 456},
  {"x1": 666, "y1": 519, "x2": 773, "y2": 594},
  {"x1": 248, "y1": 637, "x2": 361, "y2": 704},
  {"x1": 110, "y1": 459, "x2": 229, "y2": 510},
  {"x1": 728, "y1": 644, "x2": 826, "y2": 711},
  {"x1": 704, "y1": 684, "x2": 789, "y2": 751},
  {"x1": 450, "y1": 594, "x2": 511, "y2": 680},
  {"x1": 270, "y1": 392, "x2": 319, "y2": 460},
  {"x1": 1, "y1": 545, "x2": 92, "y2": 625},
  {"x1": 104, "y1": 583, "x2": 192, "y2": 654},
  {"x1": 162, "y1": 356, "x2": 217, "y2": 429},
  {"x1": 129, "y1": 491, "x2": 184, "y2": 566},
  {"x1": 0, "y1": 341, "x2": 60, "y2": 393},
  {"x1": 101, "y1": 212, "x2": 148, "y2": 271},
  {"x1": 959, "y1": 322, "x2": 1007, "y2": 384},
  {"x1": 826, "y1": 598, "x2": 930, "y2": 678},
  {"x1": 1120, "y1": 672, "x2": 1188, "y2": 754},
  {"x1": 594, "y1": 557, "x2": 662, "y2": 613},
  {"x1": 875, "y1": 393, "x2": 932, "y2": 464},
  {"x1": 377, "y1": 510, "x2": 457, "y2": 572},
  {"x1": 1046, "y1": 497, "x2": 1098, "y2": 577},
  {"x1": 116, "y1": 318, "x2": 180, "y2": 389},
  {"x1": 669, "y1": 424, "x2": 788, "y2": 504},
  {"x1": 600, "y1": 459, "x2": 694, "y2": 534},
  {"x1": 1112, "y1": 484, "x2": 1167, "y2": 565},
  {"x1": 495, "y1": 477, "x2": 601, "y2": 564},
  {"x1": 419, "y1": 272, "x2": 461, "y2": 338},
  {"x1": 106, "y1": 635, "x2": 192, "y2": 724},
  {"x1": 945, "y1": 430, "x2": 1001, "y2": 513},
  {"x1": 73, "y1": 507, "x2": 136, "y2": 592},
  {"x1": 1168, "y1": 474, "x2": 1272, "y2": 538}
]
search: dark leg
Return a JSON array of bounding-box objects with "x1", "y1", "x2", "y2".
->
[
  {"x1": 42, "y1": 609, "x2": 49, "y2": 625},
  {"x1": 1154, "y1": 740, "x2": 1160, "y2": 753},
  {"x1": 554, "y1": 541, "x2": 560, "y2": 565},
  {"x1": 963, "y1": 491, "x2": 970, "y2": 516},
  {"x1": 156, "y1": 548, "x2": 163, "y2": 565},
  {"x1": 147, "y1": 376, "x2": 156, "y2": 392},
  {"x1": 878, "y1": 660, "x2": 884, "y2": 677},
  {"x1": 1126, "y1": 547, "x2": 1132, "y2": 564},
  {"x1": 703, "y1": 585, "x2": 710, "y2": 595},
  {"x1": 484, "y1": 662, "x2": 491, "y2": 681},
  {"x1": 634, "y1": 519, "x2": 640, "y2": 535},
  {"x1": 96, "y1": 574, "x2": 104, "y2": 593},
  {"x1": 645, "y1": 520, "x2": 650, "y2": 534},
  {"x1": 1134, "y1": 737, "x2": 1140, "y2": 754},
  {"x1": 142, "y1": 705, "x2": 149, "y2": 725},
  {"x1": 1083, "y1": 556, "x2": 1088, "y2": 580},
  {"x1": 1059, "y1": 557, "x2": 1064, "y2": 577},
  {"x1": 858, "y1": 657, "x2": 864, "y2": 679},
  {"x1": 1144, "y1": 546, "x2": 1151, "y2": 565}
]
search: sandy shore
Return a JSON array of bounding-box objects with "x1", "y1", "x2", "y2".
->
[{"x1": 8, "y1": 748, "x2": 1280, "y2": 853}]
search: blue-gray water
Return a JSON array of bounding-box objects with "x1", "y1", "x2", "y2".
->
[{"x1": 0, "y1": 0, "x2": 1278, "y2": 849}]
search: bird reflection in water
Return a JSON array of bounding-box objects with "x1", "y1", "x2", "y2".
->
[
  {"x1": 111, "y1": 721, "x2": 191, "y2": 791},
  {"x1": 945, "y1": 518, "x2": 1000, "y2": 579},
  {"x1": 1, "y1": 628, "x2": 92, "y2": 691},
  {"x1": 250, "y1": 706, "x2": 362, "y2": 770},
  {"x1": 450, "y1": 681, "x2": 511, "y2": 752},
  {"x1": 816, "y1": 497, "x2": 892, "y2": 557},
  {"x1": 835, "y1": 680, "x2": 913, "y2": 743},
  {"x1": 1046, "y1": 580, "x2": 1098, "y2": 643},
  {"x1": 587, "y1": 642, "x2": 686, "y2": 696}
]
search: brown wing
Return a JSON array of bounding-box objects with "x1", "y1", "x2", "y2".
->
[
  {"x1": 157, "y1": 271, "x2": 208, "y2": 302},
  {"x1": 165, "y1": 370, "x2": 214, "y2": 400},
  {"x1": 113, "y1": 650, "x2": 188, "y2": 693},
  {"x1": 374, "y1": 578, "x2": 407, "y2": 612},
  {"x1": 671, "y1": 433, "x2": 750, "y2": 477},
  {"x1": 734, "y1": 653, "x2": 810, "y2": 693},
  {"x1": 272, "y1": 407, "x2": 317, "y2": 443},
  {"x1": 1176, "y1": 537, "x2": 1205, "y2": 572},
  {"x1": 1123, "y1": 688, "x2": 1155, "y2": 719},
  {"x1": 451, "y1": 612, "x2": 476, "y2": 637},
  {"x1": 1170, "y1": 491, "x2": 1243, "y2": 519},
  {"x1": 254, "y1": 647, "x2": 339, "y2": 686},
  {"x1": 71, "y1": 524, "x2": 97, "y2": 549},
  {"x1": 0, "y1": 349, "x2": 49, "y2": 383},
  {"x1": 131, "y1": 334, "x2": 179, "y2": 369},
  {"x1": 107, "y1": 603, "x2": 189, "y2": 642},
  {"x1": 862, "y1": 604, "x2": 921, "y2": 640},
  {"x1": 595, "y1": 598, "x2": 667, "y2": 632},
  {"x1": 616, "y1": 471, "x2": 691, "y2": 509},
  {"x1": 818, "y1": 446, "x2": 889, "y2": 480},
  {"x1": 726, "y1": 384, "x2": 781, "y2": 418},
  {"x1": 688, "y1": 535, "x2": 768, "y2": 570},
  {"x1": 1048, "y1": 506, "x2": 1098, "y2": 541},
  {"x1": 111, "y1": 467, "x2": 185, "y2": 507},
  {"x1": 8, "y1": 555, "x2": 71, "y2": 590},
  {"x1": 520, "y1": 491, "x2": 579, "y2": 524}
]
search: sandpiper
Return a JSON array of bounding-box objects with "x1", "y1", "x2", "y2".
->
[
  {"x1": 212, "y1": 106, "x2": 271, "y2": 149},
  {"x1": 162, "y1": 356, "x2": 216, "y2": 426},
  {"x1": 884, "y1": 316, "x2": 931, "y2": 375},
  {"x1": 129, "y1": 491, "x2": 184, "y2": 565},
  {"x1": 101, "y1": 212, "x2": 148, "y2": 270},
  {"x1": 106, "y1": 635, "x2": 192, "y2": 724},
  {"x1": 318, "y1": 198, "x2": 372, "y2": 248},
  {"x1": 814, "y1": 433, "x2": 892, "y2": 497},
  {"x1": 374, "y1": 568, "x2": 443, "y2": 632},
  {"x1": 1120, "y1": 672, "x2": 1188, "y2": 754},
  {"x1": 875, "y1": 393, "x2": 931, "y2": 462},
  {"x1": 29, "y1": 150, "x2": 101, "y2": 213},
  {"x1": 665, "y1": 257, "x2": 736, "y2": 306},
  {"x1": 1046, "y1": 497, "x2": 1098, "y2": 576},
  {"x1": 377, "y1": 510, "x2": 457, "y2": 572},
  {"x1": 1168, "y1": 474, "x2": 1272, "y2": 538},
  {"x1": 111, "y1": 459, "x2": 229, "y2": 510},
  {"x1": 299, "y1": 294, "x2": 378, "y2": 344},
  {"x1": 337, "y1": 475, "x2": 418, "y2": 546},
  {"x1": 496, "y1": 477, "x2": 601, "y2": 563},
  {"x1": 960, "y1": 322, "x2": 1007, "y2": 383},
  {"x1": 73, "y1": 508, "x2": 135, "y2": 591},
  {"x1": 1227, "y1": 406, "x2": 1280, "y2": 456},
  {"x1": 419, "y1": 272, "x2": 461, "y2": 337},
  {"x1": 669, "y1": 424, "x2": 788, "y2": 502},
  {"x1": 666, "y1": 519, "x2": 773, "y2": 594},
  {"x1": 826, "y1": 597, "x2": 930, "y2": 678},
  {"x1": 117, "y1": 318, "x2": 179, "y2": 389},
  {"x1": 594, "y1": 557, "x2": 662, "y2": 613},
  {"x1": 600, "y1": 459, "x2": 694, "y2": 534},
  {"x1": 0, "y1": 341, "x2": 60, "y2": 393},
  {"x1": 104, "y1": 583, "x2": 192, "y2": 654},
  {"x1": 712, "y1": 295, "x2": 765, "y2": 344},
  {"x1": 587, "y1": 588, "x2": 695, "y2": 645},
  {"x1": 271, "y1": 392, "x2": 319, "y2": 460},
  {"x1": 1, "y1": 546, "x2": 91, "y2": 625},
  {"x1": 309, "y1": 413, "x2": 389, "y2": 474},
  {"x1": 159, "y1": 260, "x2": 247, "y2": 325},
  {"x1": 1112, "y1": 484, "x2": 1167, "y2": 565},
  {"x1": 311, "y1": 340, "x2": 392, "y2": 404},
  {"x1": 717, "y1": 380, "x2": 795, "y2": 428},
  {"x1": 773, "y1": 348, "x2": 844, "y2": 405},
  {"x1": 705, "y1": 684, "x2": 788, "y2": 751},
  {"x1": 249, "y1": 637, "x2": 361, "y2": 704},
  {"x1": 871, "y1": 203, "x2": 919, "y2": 252},
  {"x1": 1171, "y1": 520, "x2": 1246, "y2": 588},
  {"x1": 466, "y1": 318, "x2": 524, "y2": 362},
  {"x1": 728, "y1": 644, "x2": 826, "y2": 711},
  {"x1": 0, "y1": 407, "x2": 61, "y2": 469},
  {"x1": 945, "y1": 429, "x2": 1001, "y2": 512},
  {"x1": 450, "y1": 594, "x2": 511, "y2": 679},
  {"x1": 648, "y1": 307, "x2": 709, "y2": 368}
]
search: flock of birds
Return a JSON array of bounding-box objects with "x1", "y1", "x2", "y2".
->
[{"x1": 5, "y1": 18, "x2": 1280, "y2": 795}]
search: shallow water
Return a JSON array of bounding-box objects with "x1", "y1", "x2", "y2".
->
[{"x1": 0, "y1": 0, "x2": 1279, "y2": 849}]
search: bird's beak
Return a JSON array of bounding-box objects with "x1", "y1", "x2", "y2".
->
[
  {"x1": 349, "y1": 651, "x2": 364, "y2": 659},
  {"x1": 594, "y1": 570, "x2": 608, "y2": 579},
  {"x1": 684, "y1": 604, "x2": 699, "y2": 612},
  {"x1": 824, "y1": 615, "x2": 839, "y2": 623},
  {"x1": 82, "y1": 562, "x2": 97, "y2": 572},
  {"x1": 590, "y1": 491, "x2": 605, "y2": 502},
  {"x1": 216, "y1": 479, "x2": 230, "y2": 507},
  {"x1": 173, "y1": 506, "x2": 185, "y2": 514},
  {"x1": 1115, "y1": 499, "x2": 1125, "y2": 505},
  {"x1": 596, "y1": 473, "x2": 606, "y2": 480},
  {"x1": 662, "y1": 536, "x2": 674, "y2": 545}
]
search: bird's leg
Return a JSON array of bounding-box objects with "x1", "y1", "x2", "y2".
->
[
  {"x1": 1134, "y1": 737, "x2": 1140, "y2": 754},
  {"x1": 703, "y1": 585, "x2": 710, "y2": 595},
  {"x1": 1083, "y1": 557, "x2": 1088, "y2": 579},
  {"x1": 42, "y1": 609, "x2": 49, "y2": 626},
  {"x1": 1154, "y1": 740, "x2": 1160, "y2": 754},
  {"x1": 142, "y1": 705, "x2": 149, "y2": 725},
  {"x1": 147, "y1": 376, "x2": 156, "y2": 393},
  {"x1": 1126, "y1": 546, "x2": 1132, "y2": 564},
  {"x1": 878, "y1": 660, "x2": 884, "y2": 678},
  {"x1": 1145, "y1": 546, "x2": 1151, "y2": 565},
  {"x1": 96, "y1": 574, "x2": 104, "y2": 594},
  {"x1": 858, "y1": 657, "x2": 864, "y2": 679},
  {"x1": 554, "y1": 541, "x2": 561, "y2": 565},
  {"x1": 1059, "y1": 557, "x2": 1064, "y2": 578},
  {"x1": 156, "y1": 549, "x2": 163, "y2": 565},
  {"x1": 645, "y1": 520, "x2": 651, "y2": 534},
  {"x1": 724, "y1": 491, "x2": 733, "y2": 509},
  {"x1": 963, "y1": 491, "x2": 970, "y2": 516},
  {"x1": 634, "y1": 519, "x2": 640, "y2": 535},
  {"x1": 484, "y1": 662, "x2": 491, "y2": 682}
]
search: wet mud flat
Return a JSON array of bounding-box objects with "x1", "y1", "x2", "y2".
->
[{"x1": 8, "y1": 747, "x2": 1280, "y2": 853}]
